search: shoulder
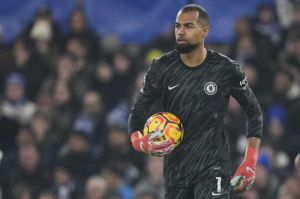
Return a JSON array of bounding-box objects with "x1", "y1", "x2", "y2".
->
[
  {"x1": 145, "y1": 51, "x2": 175, "y2": 76},
  {"x1": 211, "y1": 50, "x2": 239, "y2": 67},
  {"x1": 209, "y1": 50, "x2": 242, "y2": 74},
  {"x1": 147, "y1": 50, "x2": 178, "y2": 74},
  {"x1": 152, "y1": 50, "x2": 178, "y2": 65}
]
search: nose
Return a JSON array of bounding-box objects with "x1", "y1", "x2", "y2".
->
[{"x1": 176, "y1": 27, "x2": 185, "y2": 35}]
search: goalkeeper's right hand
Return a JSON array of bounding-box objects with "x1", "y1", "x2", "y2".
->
[{"x1": 130, "y1": 131, "x2": 174, "y2": 156}]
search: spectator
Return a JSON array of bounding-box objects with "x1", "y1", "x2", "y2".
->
[
  {"x1": 1, "y1": 73, "x2": 36, "y2": 124},
  {"x1": 254, "y1": 4, "x2": 281, "y2": 45},
  {"x1": 57, "y1": 131, "x2": 99, "y2": 186},
  {"x1": 30, "y1": 111, "x2": 61, "y2": 169},
  {"x1": 51, "y1": 82, "x2": 75, "y2": 137},
  {"x1": 42, "y1": 53, "x2": 76, "y2": 91},
  {"x1": 52, "y1": 162, "x2": 79, "y2": 199},
  {"x1": 103, "y1": 125, "x2": 144, "y2": 175},
  {"x1": 73, "y1": 91, "x2": 107, "y2": 147},
  {"x1": 101, "y1": 165, "x2": 134, "y2": 199},
  {"x1": 65, "y1": 36, "x2": 92, "y2": 101},
  {"x1": 284, "y1": 36, "x2": 300, "y2": 83},
  {"x1": 90, "y1": 61, "x2": 116, "y2": 111},
  {"x1": 10, "y1": 38, "x2": 51, "y2": 99},
  {"x1": 1, "y1": 144, "x2": 49, "y2": 198},
  {"x1": 22, "y1": 6, "x2": 63, "y2": 47},
  {"x1": 67, "y1": 9, "x2": 99, "y2": 60},
  {"x1": 85, "y1": 176, "x2": 108, "y2": 199},
  {"x1": 111, "y1": 51, "x2": 136, "y2": 105},
  {"x1": 281, "y1": 5, "x2": 300, "y2": 46},
  {"x1": 134, "y1": 156, "x2": 164, "y2": 199}
]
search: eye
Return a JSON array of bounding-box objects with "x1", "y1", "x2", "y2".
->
[
  {"x1": 175, "y1": 24, "x2": 180, "y2": 29},
  {"x1": 185, "y1": 24, "x2": 194, "y2": 29}
]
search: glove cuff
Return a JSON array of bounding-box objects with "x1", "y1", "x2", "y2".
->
[{"x1": 245, "y1": 146, "x2": 259, "y2": 166}]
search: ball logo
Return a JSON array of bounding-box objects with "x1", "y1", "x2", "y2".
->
[{"x1": 204, "y1": 82, "x2": 217, "y2": 95}]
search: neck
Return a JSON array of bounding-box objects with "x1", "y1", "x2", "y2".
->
[{"x1": 180, "y1": 43, "x2": 207, "y2": 67}]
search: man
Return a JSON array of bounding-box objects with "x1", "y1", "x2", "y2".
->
[
  {"x1": 295, "y1": 153, "x2": 300, "y2": 171},
  {"x1": 128, "y1": 4, "x2": 263, "y2": 199}
]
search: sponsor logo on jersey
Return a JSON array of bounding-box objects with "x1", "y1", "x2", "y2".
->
[
  {"x1": 168, "y1": 84, "x2": 180, "y2": 90},
  {"x1": 204, "y1": 82, "x2": 217, "y2": 95},
  {"x1": 240, "y1": 77, "x2": 248, "y2": 89}
]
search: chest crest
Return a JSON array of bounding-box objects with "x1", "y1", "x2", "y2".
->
[{"x1": 204, "y1": 82, "x2": 217, "y2": 95}]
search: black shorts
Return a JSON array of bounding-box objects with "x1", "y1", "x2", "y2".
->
[{"x1": 165, "y1": 175, "x2": 231, "y2": 199}]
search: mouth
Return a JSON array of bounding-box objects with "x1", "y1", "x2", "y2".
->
[{"x1": 176, "y1": 39, "x2": 188, "y2": 44}]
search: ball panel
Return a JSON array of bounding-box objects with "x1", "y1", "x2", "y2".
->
[
  {"x1": 144, "y1": 114, "x2": 167, "y2": 136},
  {"x1": 164, "y1": 123, "x2": 182, "y2": 145},
  {"x1": 143, "y1": 112, "x2": 184, "y2": 149},
  {"x1": 162, "y1": 112, "x2": 180, "y2": 123}
]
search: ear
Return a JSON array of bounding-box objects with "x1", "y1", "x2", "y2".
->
[{"x1": 203, "y1": 26, "x2": 210, "y2": 37}]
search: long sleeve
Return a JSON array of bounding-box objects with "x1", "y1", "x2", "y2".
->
[
  {"x1": 128, "y1": 60, "x2": 162, "y2": 134},
  {"x1": 229, "y1": 63, "x2": 263, "y2": 138}
]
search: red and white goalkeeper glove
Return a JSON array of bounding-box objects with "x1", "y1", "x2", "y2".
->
[
  {"x1": 230, "y1": 146, "x2": 258, "y2": 192},
  {"x1": 130, "y1": 131, "x2": 175, "y2": 156}
]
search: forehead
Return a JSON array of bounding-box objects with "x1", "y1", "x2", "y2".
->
[{"x1": 176, "y1": 11, "x2": 199, "y2": 23}]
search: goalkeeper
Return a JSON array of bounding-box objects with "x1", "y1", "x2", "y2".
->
[{"x1": 128, "y1": 4, "x2": 263, "y2": 199}]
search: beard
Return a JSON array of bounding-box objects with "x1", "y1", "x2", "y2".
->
[{"x1": 176, "y1": 43, "x2": 199, "y2": 54}]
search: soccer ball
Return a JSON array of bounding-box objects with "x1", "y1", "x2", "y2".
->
[{"x1": 143, "y1": 112, "x2": 184, "y2": 147}]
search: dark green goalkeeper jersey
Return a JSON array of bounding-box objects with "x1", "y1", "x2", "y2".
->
[{"x1": 128, "y1": 49, "x2": 263, "y2": 187}]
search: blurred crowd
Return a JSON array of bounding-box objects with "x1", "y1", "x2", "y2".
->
[{"x1": 0, "y1": 1, "x2": 300, "y2": 199}]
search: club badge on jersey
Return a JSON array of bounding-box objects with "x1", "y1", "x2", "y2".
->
[{"x1": 204, "y1": 81, "x2": 217, "y2": 95}]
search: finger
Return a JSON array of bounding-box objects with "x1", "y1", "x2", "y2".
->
[
  {"x1": 165, "y1": 143, "x2": 176, "y2": 153},
  {"x1": 149, "y1": 131, "x2": 163, "y2": 140},
  {"x1": 150, "y1": 147, "x2": 172, "y2": 156},
  {"x1": 151, "y1": 144, "x2": 175, "y2": 156},
  {"x1": 137, "y1": 131, "x2": 144, "y2": 138},
  {"x1": 151, "y1": 143, "x2": 171, "y2": 154},
  {"x1": 246, "y1": 180, "x2": 255, "y2": 190},
  {"x1": 231, "y1": 176, "x2": 245, "y2": 192},
  {"x1": 160, "y1": 144, "x2": 175, "y2": 153},
  {"x1": 152, "y1": 139, "x2": 173, "y2": 147},
  {"x1": 230, "y1": 175, "x2": 242, "y2": 187},
  {"x1": 151, "y1": 140, "x2": 174, "y2": 150},
  {"x1": 152, "y1": 131, "x2": 163, "y2": 138},
  {"x1": 231, "y1": 176, "x2": 254, "y2": 192}
]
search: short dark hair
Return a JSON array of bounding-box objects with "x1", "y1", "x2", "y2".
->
[{"x1": 179, "y1": 4, "x2": 209, "y2": 25}]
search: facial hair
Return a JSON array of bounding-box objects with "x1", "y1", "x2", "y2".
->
[{"x1": 176, "y1": 43, "x2": 199, "y2": 54}]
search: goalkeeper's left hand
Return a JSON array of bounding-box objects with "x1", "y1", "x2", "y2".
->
[{"x1": 230, "y1": 146, "x2": 258, "y2": 192}]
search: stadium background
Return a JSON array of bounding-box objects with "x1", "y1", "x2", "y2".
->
[{"x1": 0, "y1": 0, "x2": 299, "y2": 198}]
